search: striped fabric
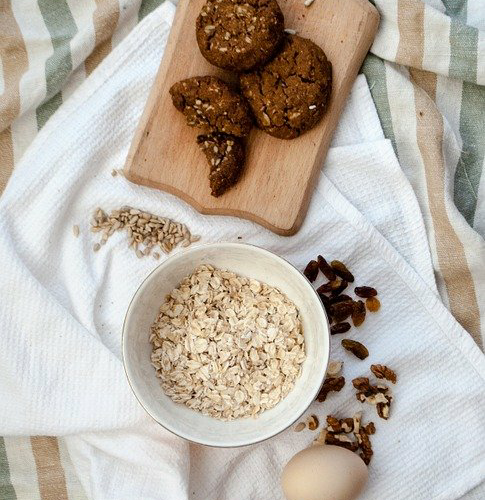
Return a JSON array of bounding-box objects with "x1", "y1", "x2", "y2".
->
[{"x1": 0, "y1": 0, "x2": 483, "y2": 498}]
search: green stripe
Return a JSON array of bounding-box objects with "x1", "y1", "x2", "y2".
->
[
  {"x1": 453, "y1": 81, "x2": 485, "y2": 226},
  {"x1": 443, "y1": 0, "x2": 467, "y2": 21},
  {"x1": 138, "y1": 0, "x2": 164, "y2": 21},
  {"x1": 36, "y1": 0, "x2": 78, "y2": 129},
  {"x1": 36, "y1": 91, "x2": 62, "y2": 130},
  {"x1": 0, "y1": 438, "x2": 17, "y2": 500},
  {"x1": 442, "y1": 0, "x2": 478, "y2": 83},
  {"x1": 448, "y1": 19, "x2": 478, "y2": 83},
  {"x1": 360, "y1": 54, "x2": 397, "y2": 153}
]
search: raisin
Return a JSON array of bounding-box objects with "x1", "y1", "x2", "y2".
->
[
  {"x1": 330, "y1": 302, "x2": 353, "y2": 322},
  {"x1": 330, "y1": 280, "x2": 348, "y2": 297},
  {"x1": 317, "y1": 255, "x2": 336, "y2": 281},
  {"x1": 351, "y1": 300, "x2": 366, "y2": 327},
  {"x1": 341, "y1": 339, "x2": 369, "y2": 359},
  {"x1": 354, "y1": 286, "x2": 378, "y2": 298},
  {"x1": 366, "y1": 296, "x2": 381, "y2": 312},
  {"x1": 317, "y1": 290, "x2": 332, "y2": 319},
  {"x1": 303, "y1": 260, "x2": 319, "y2": 282},
  {"x1": 331, "y1": 260, "x2": 355, "y2": 283},
  {"x1": 329, "y1": 294, "x2": 353, "y2": 305},
  {"x1": 317, "y1": 280, "x2": 341, "y2": 294},
  {"x1": 331, "y1": 322, "x2": 351, "y2": 335}
]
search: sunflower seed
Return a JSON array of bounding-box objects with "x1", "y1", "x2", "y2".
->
[{"x1": 90, "y1": 207, "x2": 199, "y2": 258}]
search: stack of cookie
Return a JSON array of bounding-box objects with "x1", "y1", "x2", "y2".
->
[{"x1": 169, "y1": 0, "x2": 332, "y2": 197}]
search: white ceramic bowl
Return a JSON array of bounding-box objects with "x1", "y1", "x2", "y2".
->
[{"x1": 122, "y1": 243, "x2": 330, "y2": 447}]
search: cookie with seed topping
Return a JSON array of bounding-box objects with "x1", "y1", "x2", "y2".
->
[
  {"x1": 196, "y1": 0, "x2": 284, "y2": 71},
  {"x1": 170, "y1": 76, "x2": 252, "y2": 137},
  {"x1": 196, "y1": 133, "x2": 245, "y2": 197},
  {"x1": 240, "y1": 35, "x2": 332, "y2": 139}
]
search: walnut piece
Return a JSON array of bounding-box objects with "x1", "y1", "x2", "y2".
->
[
  {"x1": 352, "y1": 376, "x2": 392, "y2": 420},
  {"x1": 316, "y1": 376, "x2": 345, "y2": 402},
  {"x1": 370, "y1": 364, "x2": 397, "y2": 384},
  {"x1": 319, "y1": 413, "x2": 375, "y2": 464},
  {"x1": 307, "y1": 414, "x2": 319, "y2": 430},
  {"x1": 326, "y1": 360, "x2": 343, "y2": 377}
]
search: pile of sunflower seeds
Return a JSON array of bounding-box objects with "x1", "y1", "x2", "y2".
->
[{"x1": 90, "y1": 206, "x2": 200, "y2": 258}]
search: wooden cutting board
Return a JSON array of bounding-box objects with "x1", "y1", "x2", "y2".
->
[{"x1": 124, "y1": 0, "x2": 379, "y2": 236}]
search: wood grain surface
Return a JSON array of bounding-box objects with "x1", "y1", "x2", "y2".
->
[{"x1": 124, "y1": 0, "x2": 379, "y2": 235}]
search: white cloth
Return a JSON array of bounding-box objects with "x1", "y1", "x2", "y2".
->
[{"x1": 0, "y1": 3, "x2": 484, "y2": 499}]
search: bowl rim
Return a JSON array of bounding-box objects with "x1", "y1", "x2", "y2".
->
[{"x1": 122, "y1": 242, "x2": 330, "y2": 447}]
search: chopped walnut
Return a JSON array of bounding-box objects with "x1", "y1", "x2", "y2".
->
[
  {"x1": 313, "y1": 428, "x2": 327, "y2": 445},
  {"x1": 307, "y1": 414, "x2": 319, "y2": 430},
  {"x1": 326, "y1": 415, "x2": 354, "y2": 433},
  {"x1": 324, "y1": 432, "x2": 359, "y2": 452},
  {"x1": 353, "y1": 412, "x2": 362, "y2": 434},
  {"x1": 352, "y1": 376, "x2": 392, "y2": 420},
  {"x1": 370, "y1": 364, "x2": 397, "y2": 384},
  {"x1": 326, "y1": 360, "x2": 343, "y2": 377},
  {"x1": 321, "y1": 413, "x2": 375, "y2": 464},
  {"x1": 357, "y1": 426, "x2": 374, "y2": 465},
  {"x1": 316, "y1": 376, "x2": 345, "y2": 402},
  {"x1": 377, "y1": 402, "x2": 390, "y2": 420},
  {"x1": 352, "y1": 377, "x2": 373, "y2": 392}
]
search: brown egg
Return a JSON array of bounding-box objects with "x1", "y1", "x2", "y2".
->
[{"x1": 282, "y1": 445, "x2": 368, "y2": 500}]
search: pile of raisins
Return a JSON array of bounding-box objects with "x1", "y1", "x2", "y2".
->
[{"x1": 303, "y1": 256, "x2": 381, "y2": 336}]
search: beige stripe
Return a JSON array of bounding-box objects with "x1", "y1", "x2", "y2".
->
[
  {"x1": 0, "y1": 0, "x2": 29, "y2": 132},
  {"x1": 414, "y1": 83, "x2": 482, "y2": 346},
  {"x1": 397, "y1": 1, "x2": 482, "y2": 345},
  {"x1": 396, "y1": 0, "x2": 425, "y2": 70},
  {"x1": 409, "y1": 68, "x2": 437, "y2": 102},
  {"x1": 0, "y1": 127, "x2": 14, "y2": 194},
  {"x1": 85, "y1": 0, "x2": 120, "y2": 75},
  {"x1": 31, "y1": 437, "x2": 69, "y2": 500}
]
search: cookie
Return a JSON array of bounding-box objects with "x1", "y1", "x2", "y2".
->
[
  {"x1": 197, "y1": 133, "x2": 245, "y2": 197},
  {"x1": 170, "y1": 76, "x2": 252, "y2": 137},
  {"x1": 196, "y1": 0, "x2": 284, "y2": 71},
  {"x1": 240, "y1": 35, "x2": 332, "y2": 139}
]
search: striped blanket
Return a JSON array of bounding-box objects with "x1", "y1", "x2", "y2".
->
[{"x1": 0, "y1": 0, "x2": 484, "y2": 498}]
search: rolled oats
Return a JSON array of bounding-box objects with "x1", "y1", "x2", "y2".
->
[{"x1": 150, "y1": 265, "x2": 305, "y2": 420}]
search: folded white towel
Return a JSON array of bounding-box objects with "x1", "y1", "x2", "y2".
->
[{"x1": 0, "y1": 3, "x2": 483, "y2": 499}]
